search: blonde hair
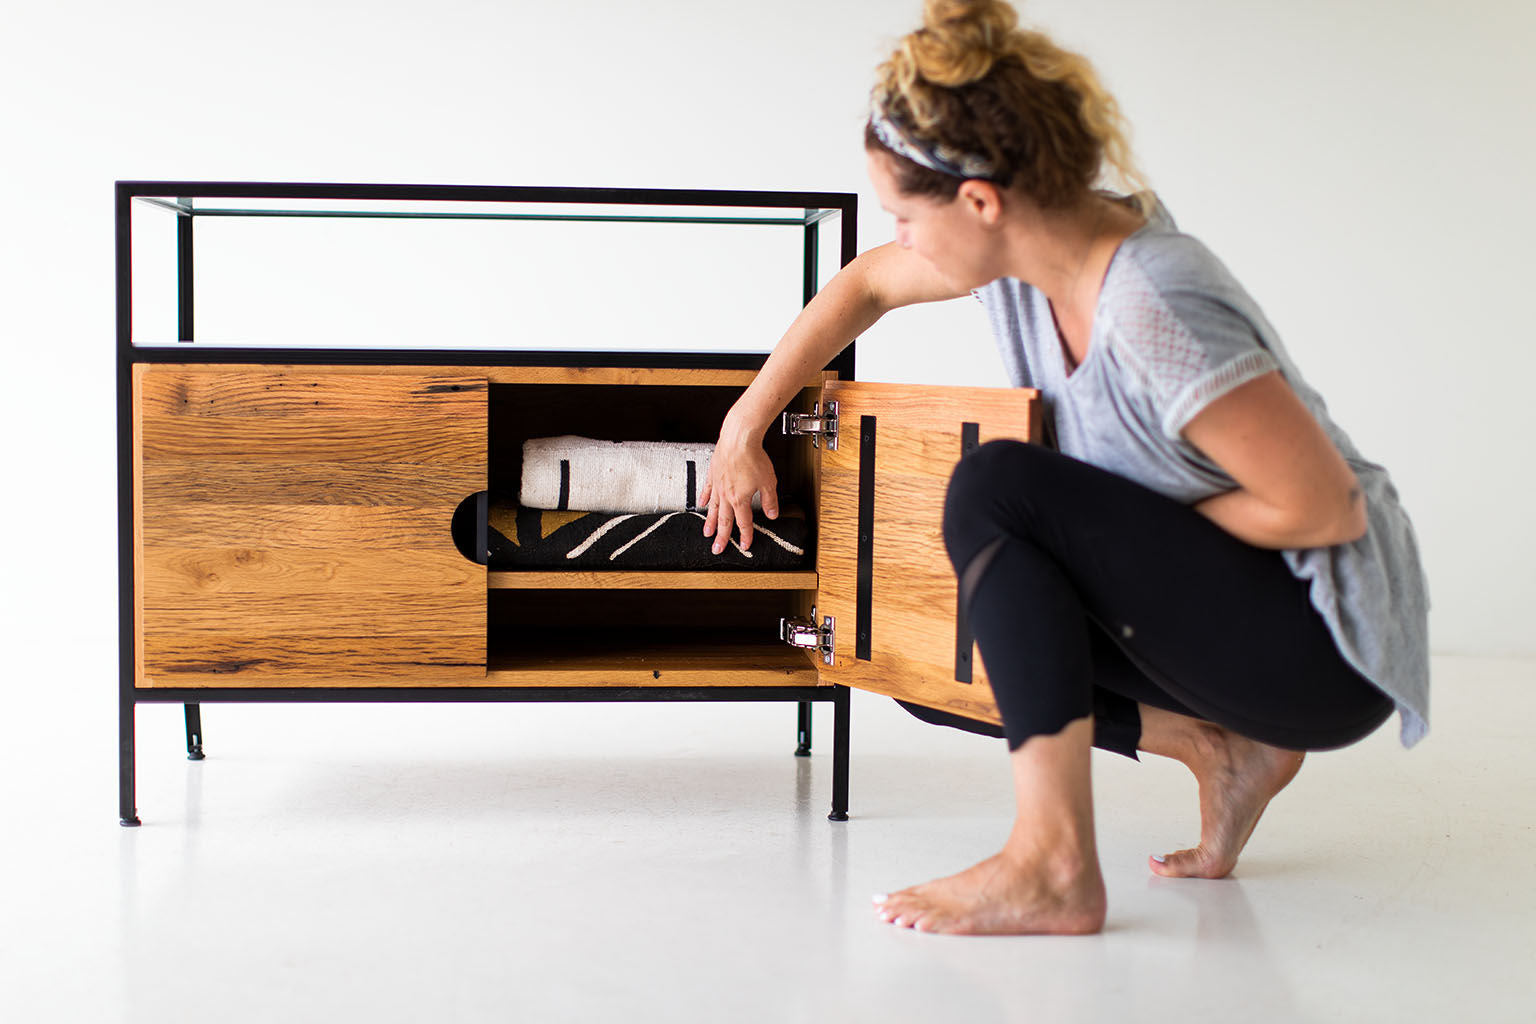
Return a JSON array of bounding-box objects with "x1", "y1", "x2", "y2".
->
[{"x1": 868, "y1": 0, "x2": 1151, "y2": 213}]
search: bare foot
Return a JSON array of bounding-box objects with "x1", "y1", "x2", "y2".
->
[
  {"x1": 1150, "y1": 725, "x2": 1305, "y2": 879},
  {"x1": 874, "y1": 847, "x2": 1106, "y2": 935}
]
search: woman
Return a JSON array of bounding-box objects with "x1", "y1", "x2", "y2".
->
[{"x1": 700, "y1": 0, "x2": 1429, "y2": 936}]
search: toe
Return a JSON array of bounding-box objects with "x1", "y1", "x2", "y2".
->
[
  {"x1": 876, "y1": 894, "x2": 912, "y2": 925},
  {"x1": 879, "y1": 891, "x2": 938, "y2": 930},
  {"x1": 1150, "y1": 846, "x2": 1232, "y2": 879}
]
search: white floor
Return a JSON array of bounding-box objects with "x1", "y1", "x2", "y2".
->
[{"x1": 2, "y1": 656, "x2": 1533, "y2": 1023}]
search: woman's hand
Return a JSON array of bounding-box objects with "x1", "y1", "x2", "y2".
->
[
  {"x1": 699, "y1": 427, "x2": 779, "y2": 554},
  {"x1": 695, "y1": 240, "x2": 958, "y2": 554}
]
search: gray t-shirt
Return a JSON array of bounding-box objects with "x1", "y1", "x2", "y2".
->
[{"x1": 975, "y1": 198, "x2": 1430, "y2": 746}]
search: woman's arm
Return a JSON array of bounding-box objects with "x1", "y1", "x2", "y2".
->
[
  {"x1": 702, "y1": 241, "x2": 966, "y2": 552},
  {"x1": 1182, "y1": 370, "x2": 1367, "y2": 549}
]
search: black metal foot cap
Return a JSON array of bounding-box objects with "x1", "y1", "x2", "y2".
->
[
  {"x1": 827, "y1": 811, "x2": 849, "y2": 822},
  {"x1": 793, "y1": 746, "x2": 811, "y2": 757},
  {"x1": 187, "y1": 749, "x2": 205, "y2": 761},
  {"x1": 120, "y1": 817, "x2": 141, "y2": 827}
]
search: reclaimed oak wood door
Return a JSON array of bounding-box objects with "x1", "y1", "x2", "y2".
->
[
  {"x1": 814, "y1": 380, "x2": 1040, "y2": 724},
  {"x1": 135, "y1": 365, "x2": 486, "y2": 687}
]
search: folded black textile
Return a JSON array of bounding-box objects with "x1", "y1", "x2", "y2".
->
[{"x1": 486, "y1": 497, "x2": 809, "y2": 569}]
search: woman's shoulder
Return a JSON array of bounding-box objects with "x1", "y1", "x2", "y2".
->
[
  {"x1": 1098, "y1": 198, "x2": 1280, "y2": 419},
  {"x1": 1111, "y1": 197, "x2": 1238, "y2": 301}
]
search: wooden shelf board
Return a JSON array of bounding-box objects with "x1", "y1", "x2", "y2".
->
[
  {"x1": 486, "y1": 637, "x2": 821, "y2": 686},
  {"x1": 488, "y1": 570, "x2": 818, "y2": 591}
]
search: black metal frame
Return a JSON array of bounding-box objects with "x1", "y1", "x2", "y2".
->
[{"x1": 117, "y1": 181, "x2": 858, "y2": 827}]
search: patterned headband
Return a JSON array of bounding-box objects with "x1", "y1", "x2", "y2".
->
[{"x1": 868, "y1": 93, "x2": 1003, "y2": 182}]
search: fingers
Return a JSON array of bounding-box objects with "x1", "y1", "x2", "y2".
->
[
  {"x1": 710, "y1": 492, "x2": 776, "y2": 553},
  {"x1": 701, "y1": 446, "x2": 777, "y2": 554},
  {"x1": 757, "y1": 456, "x2": 780, "y2": 521},
  {"x1": 737, "y1": 503, "x2": 754, "y2": 552},
  {"x1": 712, "y1": 500, "x2": 737, "y2": 555},
  {"x1": 699, "y1": 478, "x2": 716, "y2": 538}
]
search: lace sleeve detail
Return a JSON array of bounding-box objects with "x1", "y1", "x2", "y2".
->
[
  {"x1": 1162, "y1": 349, "x2": 1279, "y2": 435},
  {"x1": 1105, "y1": 259, "x2": 1278, "y2": 437}
]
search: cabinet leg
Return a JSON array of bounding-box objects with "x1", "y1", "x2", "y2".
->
[
  {"x1": 828, "y1": 686, "x2": 850, "y2": 822},
  {"x1": 795, "y1": 701, "x2": 812, "y2": 757},
  {"x1": 185, "y1": 704, "x2": 206, "y2": 761},
  {"x1": 120, "y1": 698, "x2": 140, "y2": 827}
]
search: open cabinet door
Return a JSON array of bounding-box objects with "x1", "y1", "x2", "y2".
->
[{"x1": 814, "y1": 380, "x2": 1040, "y2": 724}]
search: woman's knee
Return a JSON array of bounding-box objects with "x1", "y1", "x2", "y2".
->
[{"x1": 942, "y1": 439, "x2": 1049, "y2": 566}]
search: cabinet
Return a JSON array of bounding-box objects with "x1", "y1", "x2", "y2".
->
[{"x1": 116, "y1": 183, "x2": 1038, "y2": 826}]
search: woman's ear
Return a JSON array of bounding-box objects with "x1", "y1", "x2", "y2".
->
[{"x1": 957, "y1": 179, "x2": 1005, "y2": 226}]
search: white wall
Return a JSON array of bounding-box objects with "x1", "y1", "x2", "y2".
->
[{"x1": 3, "y1": 0, "x2": 1533, "y2": 659}]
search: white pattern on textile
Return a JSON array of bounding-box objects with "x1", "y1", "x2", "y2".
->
[
  {"x1": 567, "y1": 511, "x2": 808, "y2": 562},
  {"x1": 610, "y1": 512, "x2": 689, "y2": 560},
  {"x1": 565, "y1": 514, "x2": 640, "y2": 559},
  {"x1": 682, "y1": 511, "x2": 810, "y2": 559},
  {"x1": 730, "y1": 517, "x2": 805, "y2": 557}
]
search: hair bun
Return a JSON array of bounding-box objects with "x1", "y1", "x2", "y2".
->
[
  {"x1": 871, "y1": 0, "x2": 1150, "y2": 212},
  {"x1": 909, "y1": 0, "x2": 1020, "y2": 87}
]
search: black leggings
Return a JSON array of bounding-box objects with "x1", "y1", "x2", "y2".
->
[{"x1": 911, "y1": 440, "x2": 1392, "y2": 757}]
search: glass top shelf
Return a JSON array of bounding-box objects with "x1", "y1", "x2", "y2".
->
[
  {"x1": 122, "y1": 182, "x2": 855, "y2": 355},
  {"x1": 128, "y1": 188, "x2": 849, "y2": 227}
]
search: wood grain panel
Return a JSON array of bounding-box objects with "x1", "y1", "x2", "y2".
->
[
  {"x1": 140, "y1": 634, "x2": 485, "y2": 687},
  {"x1": 481, "y1": 366, "x2": 762, "y2": 388},
  {"x1": 142, "y1": 461, "x2": 483, "y2": 506},
  {"x1": 153, "y1": 363, "x2": 764, "y2": 388},
  {"x1": 136, "y1": 365, "x2": 486, "y2": 688},
  {"x1": 815, "y1": 380, "x2": 1039, "y2": 724},
  {"x1": 487, "y1": 640, "x2": 820, "y2": 686},
  {"x1": 145, "y1": 589, "x2": 483, "y2": 634},
  {"x1": 487, "y1": 570, "x2": 818, "y2": 590},
  {"x1": 144, "y1": 548, "x2": 482, "y2": 595},
  {"x1": 141, "y1": 415, "x2": 482, "y2": 462},
  {"x1": 141, "y1": 505, "x2": 467, "y2": 549},
  {"x1": 139, "y1": 372, "x2": 486, "y2": 418}
]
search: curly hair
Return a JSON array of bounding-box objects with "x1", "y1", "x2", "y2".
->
[{"x1": 867, "y1": 0, "x2": 1151, "y2": 213}]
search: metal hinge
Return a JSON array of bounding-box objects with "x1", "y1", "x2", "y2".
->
[
  {"x1": 780, "y1": 607, "x2": 835, "y2": 665},
  {"x1": 782, "y1": 400, "x2": 838, "y2": 450}
]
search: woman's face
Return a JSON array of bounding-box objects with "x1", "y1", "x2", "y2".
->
[{"x1": 867, "y1": 150, "x2": 1002, "y2": 291}]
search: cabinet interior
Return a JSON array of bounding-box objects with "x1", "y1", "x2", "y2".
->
[
  {"x1": 483, "y1": 378, "x2": 824, "y2": 685},
  {"x1": 487, "y1": 381, "x2": 818, "y2": 520}
]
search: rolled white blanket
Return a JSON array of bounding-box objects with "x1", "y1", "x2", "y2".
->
[{"x1": 520, "y1": 435, "x2": 762, "y2": 514}]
